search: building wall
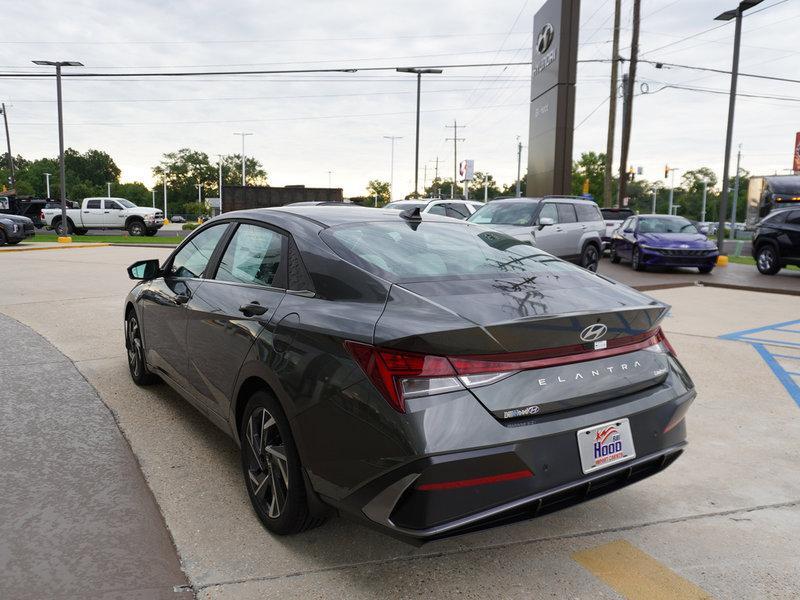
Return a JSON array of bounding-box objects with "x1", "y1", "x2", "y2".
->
[{"x1": 221, "y1": 186, "x2": 343, "y2": 212}]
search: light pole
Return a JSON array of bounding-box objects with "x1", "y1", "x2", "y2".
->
[
  {"x1": 106, "y1": 182, "x2": 111, "y2": 197},
  {"x1": 32, "y1": 60, "x2": 83, "y2": 242},
  {"x1": 196, "y1": 183, "x2": 203, "y2": 204},
  {"x1": 515, "y1": 137, "x2": 524, "y2": 198},
  {"x1": 44, "y1": 173, "x2": 51, "y2": 198},
  {"x1": 715, "y1": 0, "x2": 764, "y2": 253},
  {"x1": 383, "y1": 136, "x2": 403, "y2": 201},
  {"x1": 396, "y1": 68, "x2": 443, "y2": 197},
  {"x1": 730, "y1": 144, "x2": 743, "y2": 239},
  {"x1": 162, "y1": 174, "x2": 168, "y2": 221},
  {"x1": 233, "y1": 132, "x2": 253, "y2": 186},
  {"x1": 651, "y1": 185, "x2": 658, "y2": 213},
  {"x1": 665, "y1": 167, "x2": 679, "y2": 216},
  {"x1": 0, "y1": 103, "x2": 14, "y2": 189},
  {"x1": 701, "y1": 178, "x2": 708, "y2": 223},
  {"x1": 327, "y1": 170, "x2": 333, "y2": 188},
  {"x1": 217, "y1": 154, "x2": 224, "y2": 214},
  {"x1": 151, "y1": 189, "x2": 155, "y2": 208}
]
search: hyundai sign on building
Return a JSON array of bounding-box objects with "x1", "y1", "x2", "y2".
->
[{"x1": 528, "y1": 0, "x2": 581, "y2": 196}]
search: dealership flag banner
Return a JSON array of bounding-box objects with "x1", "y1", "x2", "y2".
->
[{"x1": 794, "y1": 132, "x2": 800, "y2": 173}]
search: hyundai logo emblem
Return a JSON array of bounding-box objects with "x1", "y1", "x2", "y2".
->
[
  {"x1": 580, "y1": 323, "x2": 608, "y2": 343},
  {"x1": 537, "y1": 23, "x2": 555, "y2": 54}
]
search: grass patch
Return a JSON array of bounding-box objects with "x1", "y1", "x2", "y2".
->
[
  {"x1": 727, "y1": 255, "x2": 799, "y2": 270},
  {"x1": 33, "y1": 234, "x2": 182, "y2": 244}
]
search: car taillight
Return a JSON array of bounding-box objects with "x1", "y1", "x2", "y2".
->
[
  {"x1": 345, "y1": 327, "x2": 675, "y2": 413},
  {"x1": 344, "y1": 342, "x2": 462, "y2": 412}
]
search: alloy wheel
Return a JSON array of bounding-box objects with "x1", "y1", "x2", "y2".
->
[
  {"x1": 126, "y1": 316, "x2": 144, "y2": 378},
  {"x1": 757, "y1": 248, "x2": 774, "y2": 272},
  {"x1": 245, "y1": 407, "x2": 290, "y2": 519},
  {"x1": 583, "y1": 246, "x2": 599, "y2": 272}
]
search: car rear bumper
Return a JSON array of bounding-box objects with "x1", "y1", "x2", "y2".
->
[
  {"x1": 7, "y1": 228, "x2": 35, "y2": 242},
  {"x1": 323, "y1": 372, "x2": 694, "y2": 543}
]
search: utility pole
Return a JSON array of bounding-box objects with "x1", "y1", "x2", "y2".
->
[
  {"x1": 617, "y1": 0, "x2": 640, "y2": 208},
  {"x1": 730, "y1": 144, "x2": 743, "y2": 239},
  {"x1": 397, "y1": 68, "x2": 442, "y2": 197},
  {"x1": 651, "y1": 186, "x2": 657, "y2": 213},
  {"x1": 714, "y1": 0, "x2": 763, "y2": 253},
  {"x1": 434, "y1": 156, "x2": 440, "y2": 197},
  {"x1": 484, "y1": 178, "x2": 489, "y2": 202},
  {"x1": 445, "y1": 120, "x2": 465, "y2": 199},
  {"x1": 383, "y1": 135, "x2": 402, "y2": 200},
  {"x1": 0, "y1": 103, "x2": 14, "y2": 190},
  {"x1": 701, "y1": 178, "x2": 708, "y2": 223},
  {"x1": 44, "y1": 173, "x2": 51, "y2": 198},
  {"x1": 603, "y1": 0, "x2": 622, "y2": 208},
  {"x1": 217, "y1": 154, "x2": 224, "y2": 214},
  {"x1": 666, "y1": 167, "x2": 679, "y2": 216},
  {"x1": 162, "y1": 175, "x2": 168, "y2": 220},
  {"x1": 516, "y1": 137, "x2": 524, "y2": 197},
  {"x1": 106, "y1": 182, "x2": 111, "y2": 197},
  {"x1": 233, "y1": 132, "x2": 253, "y2": 186}
]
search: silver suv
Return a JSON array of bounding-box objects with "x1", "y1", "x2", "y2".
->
[{"x1": 467, "y1": 196, "x2": 605, "y2": 271}]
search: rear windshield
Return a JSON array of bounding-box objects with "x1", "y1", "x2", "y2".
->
[
  {"x1": 638, "y1": 216, "x2": 698, "y2": 234},
  {"x1": 384, "y1": 201, "x2": 425, "y2": 211},
  {"x1": 601, "y1": 208, "x2": 634, "y2": 220},
  {"x1": 321, "y1": 221, "x2": 577, "y2": 281},
  {"x1": 467, "y1": 201, "x2": 538, "y2": 226}
]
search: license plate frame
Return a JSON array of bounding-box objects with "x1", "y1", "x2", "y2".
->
[{"x1": 576, "y1": 418, "x2": 636, "y2": 475}]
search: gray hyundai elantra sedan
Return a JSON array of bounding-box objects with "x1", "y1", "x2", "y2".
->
[{"x1": 124, "y1": 205, "x2": 694, "y2": 543}]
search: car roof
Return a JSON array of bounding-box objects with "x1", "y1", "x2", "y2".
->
[
  {"x1": 489, "y1": 196, "x2": 597, "y2": 205},
  {"x1": 223, "y1": 205, "x2": 462, "y2": 228}
]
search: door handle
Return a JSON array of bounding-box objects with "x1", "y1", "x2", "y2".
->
[
  {"x1": 555, "y1": 226, "x2": 564, "y2": 232},
  {"x1": 83, "y1": 210, "x2": 89, "y2": 213},
  {"x1": 174, "y1": 293, "x2": 190, "y2": 305},
  {"x1": 104, "y1": 210, "x2": 110, "y2": 213},
  {"x1": 239, "y1": 302, "x2": 269, "y2": 317}
]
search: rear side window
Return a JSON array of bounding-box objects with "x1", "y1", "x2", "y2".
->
[
  {"x1": 468, "y1": 202, "x2": 537, "y2": 226},
  {"x1": 86, "y1": 199, "x2": 101, "y2": 209},
  {"x1": 216, "y1": 224, "x2": 284, "y2": 287},
  {"x1": 787, "y1": 211, "x2": 800, "y2": 225},
  {"x1": 171, "y1": 223, "x2": 228, "y2": 278},
  {"x1": 577, "y1": 204, "x2": 603, "y2": 222},
  {"x1": 556, "y1": 204, "x2": 577, "y2": 223},
  {"x1": 322, "y1": 222, "x2": 579, "y2": 281},
  {"x1": 427, "y1": 204, "x2": 447, "y2": 216}
]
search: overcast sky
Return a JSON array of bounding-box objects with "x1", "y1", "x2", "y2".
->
[{"x1": 2, "y1": 0, "x2": 798, "y2": 197}]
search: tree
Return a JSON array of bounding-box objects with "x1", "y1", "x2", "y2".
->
[
  {"x1": 366, "y1": 180, "x2": 391, "y2": 205},
  {"x1": 500, "y1": 173, "x2": 527, "y2": 197},
  {"x1": 681, "y1": 168, "x2": 717, "y2": 194},
  {"x1": 468, "y1": 171, "x2": 502, "y2": 200},
  {"x1": 570, "y1": 152, "x2": 607, "y2": 203}
]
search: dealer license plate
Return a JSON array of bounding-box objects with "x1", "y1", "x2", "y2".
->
[{"x1": 577, "y1": 418, "x2": 636, "y2": 475}]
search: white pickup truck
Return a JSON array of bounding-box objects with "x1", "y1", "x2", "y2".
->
[{"x1": 42, "y1": 197, "x2": 164, "y2": 236}]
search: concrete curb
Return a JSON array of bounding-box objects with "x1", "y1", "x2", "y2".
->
[{"x1": 0, "y1": 243, "x2": 111, "y2": 252}]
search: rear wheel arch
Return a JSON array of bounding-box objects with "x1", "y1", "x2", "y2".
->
[
  {"x1": 755, "y1": 238, "x2": 779, "y2": 256},
  {"x1": 234, "y1": 376, "x2": 281, "y2": 445}
]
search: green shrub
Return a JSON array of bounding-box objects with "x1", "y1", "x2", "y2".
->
[{"x1": 182, "y1": 223, "x2": 200, "y2": 231}]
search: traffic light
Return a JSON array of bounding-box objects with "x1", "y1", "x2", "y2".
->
[{"x1": 664, "y1": 165, "x2": 669, "y2": 179}]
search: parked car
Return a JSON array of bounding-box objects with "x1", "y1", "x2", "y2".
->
[
  {"x1": 384, "y1": 199, "x2": 483, "y2": 220},
  {"x1": 0, "y1": 214, "x2": 35, "y2": 245},
  {"x1": 467, "y1": 196, "x2": 605, "y2": 271},
  {"x1": 600, "y1": 207, "x2": 635, "y2": 251},
  {"x1": 751, "y1": 207, "x2": 800, "y2": 275},
  {"x1": 124, "y1": 205, "x2": 693, "y2": 542},
  {"x1": 286, "y1": 201, "x2": 355, "y2": 207},
  {"x1": 170, "y1": 215, "x2": 187, "y2": 223},
  {"x1": 610, "y1": 215, "x2": 718, "y2": 273},
  {"x1": 42, "y1": 197, "x2": 164, "y2": 236}
]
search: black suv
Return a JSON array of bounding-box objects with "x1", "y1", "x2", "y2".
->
[{"x1": 752, "y1": 208, "x2": 800, "y2": 275}]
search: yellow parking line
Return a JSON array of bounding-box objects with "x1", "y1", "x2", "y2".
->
[
  {"x1": 0, "y1": 243, "x2": 111, "y2": 253},
  {"x1": 572, "y1": 540, "x2": 712, "y2": 600}
]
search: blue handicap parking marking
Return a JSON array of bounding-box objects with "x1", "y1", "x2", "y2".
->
[{"x1": 721, "y1": 319, "x2": 800, "y2": 407}]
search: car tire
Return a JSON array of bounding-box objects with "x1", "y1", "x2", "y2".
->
[
  {"x1": 74, "y1": 228, "x2": 88, "y2": 235},
  {"x1": 580, "y1": 244, "x2": 600, "y2": 272},
  {"x1": 145, "y1": 229, "x2": 158, "y2": 237},
  {"x1": 610, "y1": 244, "x2": 621, "y2": 264},
  {"x1": 125, "y1": 311, "x2": 159, "y2": 385},
  {"x1": 240, "y1": 390, "x2": 326, "y2": 535},
  {"x1": 756, "y1": 245, "x2": 781, "y2": 275},
  {"x1": 698, "y1": 265, "x2": 714, "y2": 274},
  {"x1": 6, "y1": 239, "x2": 21, "y2": 245},
  {"x1": 128, "y1": 220, "x2": 146, "y2": 236},
  {"x1": 54, "y1": 219, "x2": 73, "y2": 236},
  {"x1": 632, "y1": 246, "x2": 646, "y2": 271},
  {"x1": 0, "y1": 229, "x2": 7, "y2": 245}
]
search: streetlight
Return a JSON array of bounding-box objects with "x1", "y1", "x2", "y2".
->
[
  {"x1": 396, "y1": 67, "x2": 443, "y2": 197},
  {"x1": 44, "y1": 173, "x2": 51, "y2": 198},
  {"x1": 32, "y1": 60, "x2": 83, "y2": 241},
  {"x1": 216, "y1": 154, "x2": 224, "y2": 213},
  {"x1": 106, "y1": 182, "x2": 111, "y2": 197},
  {"x1": 327, "y1": 170, "x2": 333, "y2": 188},
  {"x1": 233, "y1": 132, "x2": 253, "y2": 186},
  {"x1": 196, "y1": 183, "x2": 203, "y2": 203},
  {"x1": 714, "y1": 0, "x2": 763, "y2": 253},
  {"x1": 383, "y1": 136, "x2": 403, "y2": 201}
]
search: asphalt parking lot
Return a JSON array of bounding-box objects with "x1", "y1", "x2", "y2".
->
[{"x1": 1, "y1": 245, "x2": 799, "y2": 599}]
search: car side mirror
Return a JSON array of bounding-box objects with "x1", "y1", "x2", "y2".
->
[
  {"x1": 538, "y1": 216, "x2": 555, "y2": 230},
  {"x1": 699, "y1": 225, "x2": 709, "y2": 235},
  {"x1": 128, "y1": 259, "x2": 160, "y2": 280}
]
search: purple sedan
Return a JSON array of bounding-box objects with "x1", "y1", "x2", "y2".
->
[{"x1": 610, "y1": 214, "x2": 719, "y2": 273}]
